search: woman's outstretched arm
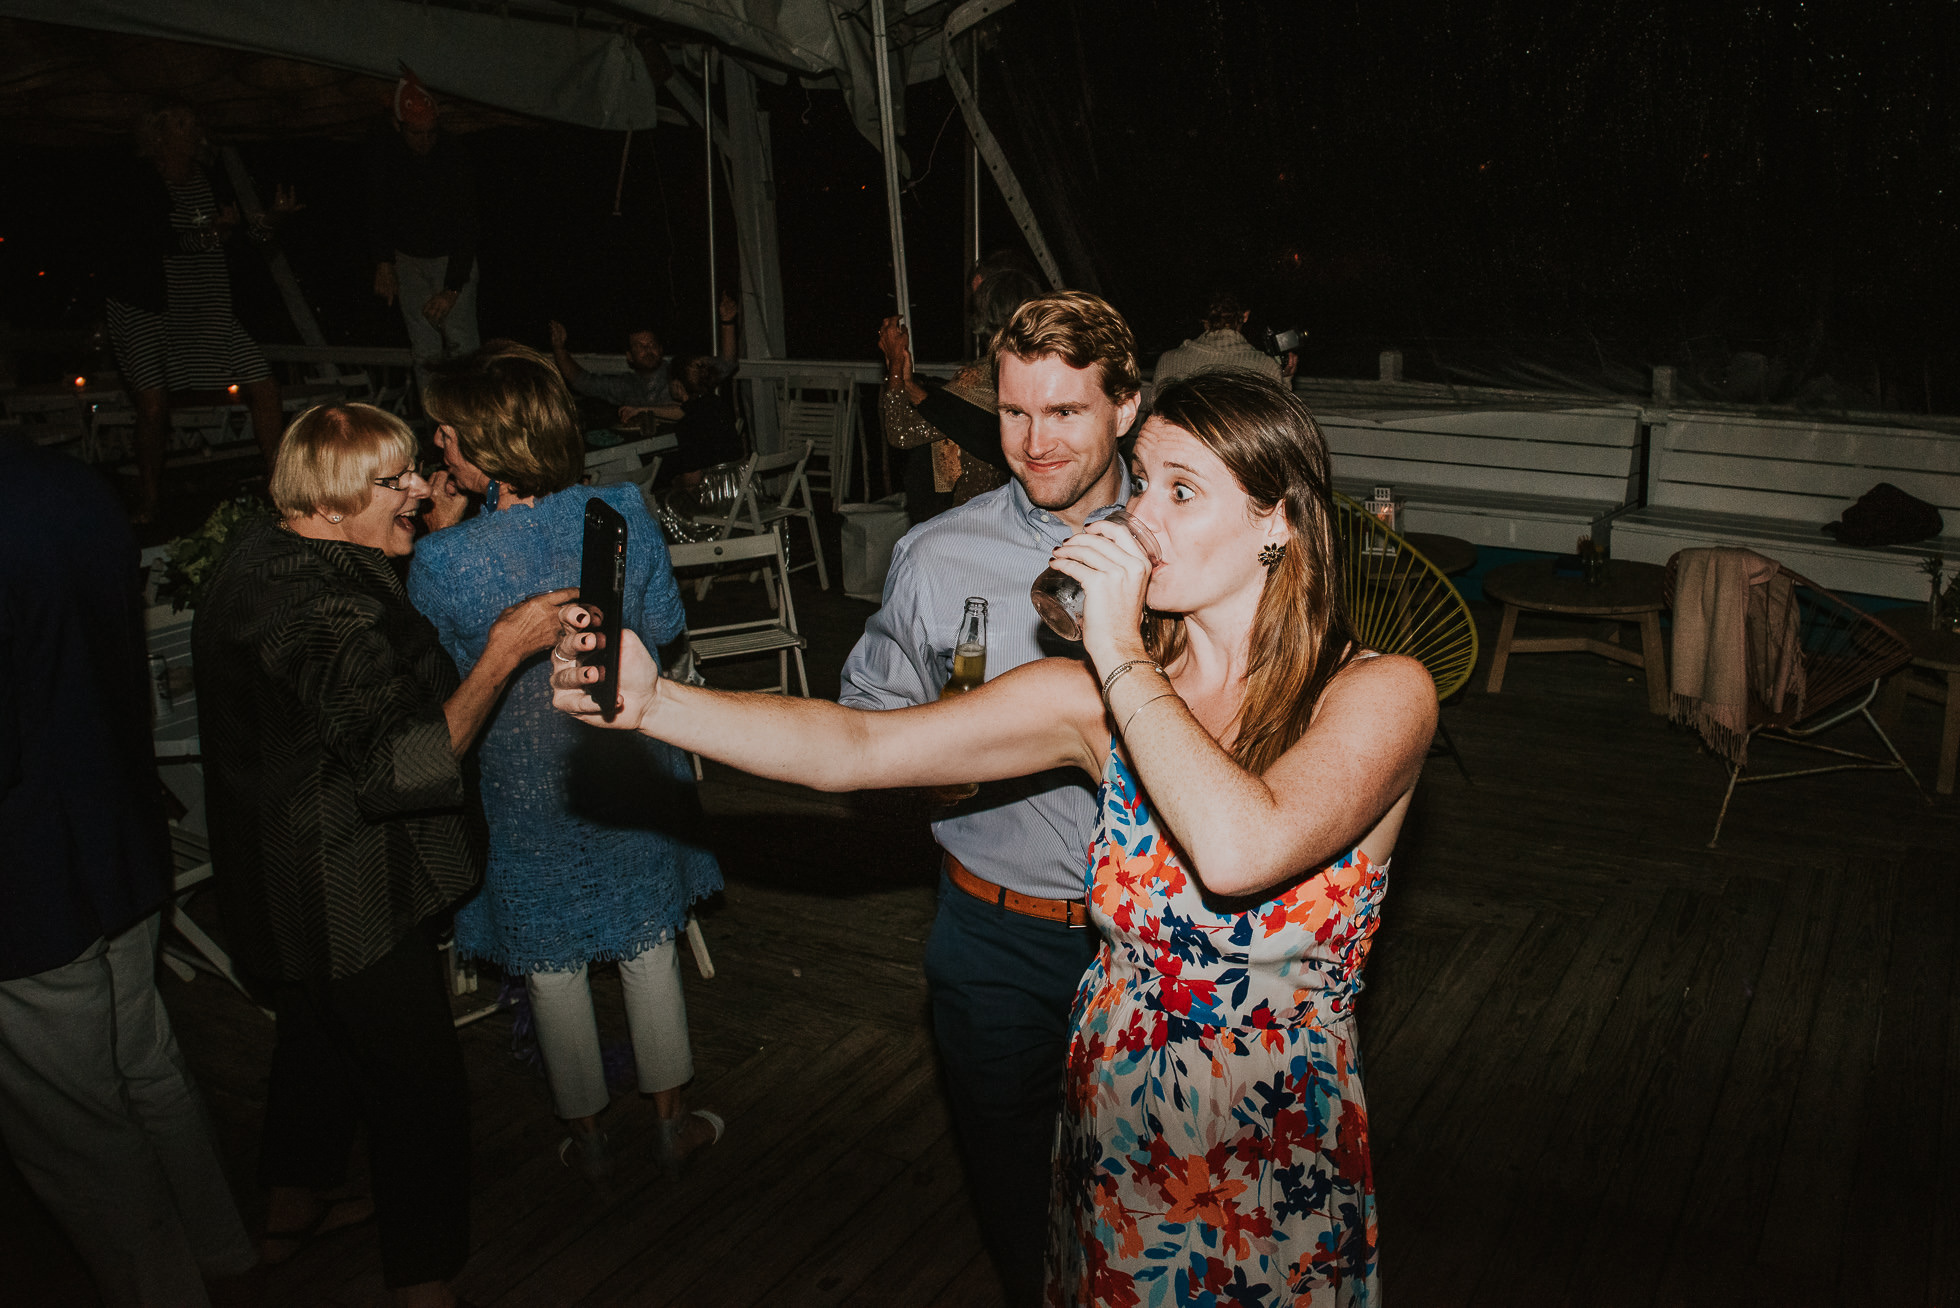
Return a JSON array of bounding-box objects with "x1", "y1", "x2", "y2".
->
[{"x1": 548, "y1": 608, "x2": 1106, "y2": 792}]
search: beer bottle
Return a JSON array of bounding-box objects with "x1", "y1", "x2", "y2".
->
[
  {"x1": 930, "y1": 598, "x2": 988, "y2": 803},
  {"x1": 941, "y1": 597, "x2": 988, "y2": 698}
]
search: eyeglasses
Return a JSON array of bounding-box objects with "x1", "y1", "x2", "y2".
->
[{"x1": 371, "y1": 467, "x2": 429, "y2": 491}]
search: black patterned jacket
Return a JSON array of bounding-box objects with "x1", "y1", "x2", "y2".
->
[{"x1": 193, "y1": 517, "x2": 485, "y2": 982}]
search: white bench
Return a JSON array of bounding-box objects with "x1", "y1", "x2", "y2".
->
[
  {"x1": 1611, "y1": 408, "x2": 1960, "y2": 600},
  {"x1": 1297, "y1": 378, "x2": 1646, "y2": 553}
]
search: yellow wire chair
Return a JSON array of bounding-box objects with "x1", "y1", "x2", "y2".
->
[{"x1": 1331, "y1": 492, "x2": 1481, "y2": 778}]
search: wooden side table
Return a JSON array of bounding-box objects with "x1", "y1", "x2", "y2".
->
[
  {"x1": 1875, "y1": 606, "x2": 1960, "y2": 796},
  {"x1": 1482, "y1": 558, "x2": 1670, "y2": 714},
  {"x1": 1402, "y1": 532, "x2": 1477, "y2": 577}
]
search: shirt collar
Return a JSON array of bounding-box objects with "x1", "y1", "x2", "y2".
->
[{"x1": 1006, "y1": 459, "x2": 1131, "y2": 545}]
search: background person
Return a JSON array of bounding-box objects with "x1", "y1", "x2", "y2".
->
[
  {"x1": 411, "y1": 344, "x2": 725, "y2": 1182},
  {"x1": 0, "y1": 428, "x2": 261, "y2": 1308},
  {"x1": 194, "y1": 403, "x2": 569, "y2": 1308},
  {"x1": 103, "y1": 102, "x2": 297, "y2": 523},
  {"x1": 1151, "y1": 289, "x2": 1289, "y2": 389},
  {"x1": 549, "y1": 293, "x2": 740, "y2": 430},
  {"x1": 662, "y1": 353, "x2": 746, "y2": 488},
  {"x1": 367, "y1": 72, "x2": 480, "y2": 399},
  {"x1": 878, "y1": 248, "x2": 1043, "y2": 519},
  {"x1": 548, "y1": 369, "x2": 1436, "y2": 1305}
]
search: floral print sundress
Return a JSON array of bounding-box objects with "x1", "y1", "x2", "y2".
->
[{"x1": 1045, "y1": 748, "x2": 1386, "y2": 1307}]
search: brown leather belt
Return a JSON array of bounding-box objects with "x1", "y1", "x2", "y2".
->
[{"x1": 946, "y1": 855, "x2": 1090, "y2": 928}]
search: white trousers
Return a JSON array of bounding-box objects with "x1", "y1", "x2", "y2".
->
[
  {"x1": 0, "y1": 914, "x2": 257, "y2": 1307},
  {"x1": 525, "y1": 938, "x2": 695, "y2": 1121},
  {"x1": 393, "y1": 251, "x2": 480, "y2": 396}
]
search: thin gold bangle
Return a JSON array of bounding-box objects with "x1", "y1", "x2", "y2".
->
[
  {"x1": 1121, "y1": 690, "x2": 1178, "y2": 736},
  {"x1": 1100, "y1": 658, "x2": 1163, "y2": 698}
]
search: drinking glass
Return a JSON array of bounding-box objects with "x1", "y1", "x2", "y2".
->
[{"x1": 1031, "y1": 509, "x2": 1162, "y2": 641}]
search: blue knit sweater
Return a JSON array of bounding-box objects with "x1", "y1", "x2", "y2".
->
[{"x1": 407, "y1": 483, "x2": 722, "y2": 973}]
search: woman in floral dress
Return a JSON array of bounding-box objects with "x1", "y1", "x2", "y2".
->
[{"x1": 547, "y1": 366, "x2": 1437, "y2": 1304}]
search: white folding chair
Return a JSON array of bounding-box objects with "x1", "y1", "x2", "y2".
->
[
  {"x1": 160, "y1": 825, "x2": 252, "y2": 1000},
  {"x1": 668, "y1": 528, "x2": 810, "y2": 699},
  {"x1": 780, "y1": 377, "x2": 869, "y2": 504},
  {"x1": 583, "y1": 436, "x2": 665, "y2": 505},
  {"x1": 735, "y1": 440, "x2": 829, "y2": 591}
]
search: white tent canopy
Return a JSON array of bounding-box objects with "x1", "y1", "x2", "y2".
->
[
  {"x1": 0, "y1": 0, "x2": 946, "y2": 139},
  {"x1": 1, "y1": 0, "x2": 1060, "y2": 450}
]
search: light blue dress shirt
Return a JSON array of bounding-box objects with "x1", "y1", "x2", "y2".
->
[{"x1": 839, "y1": 473, "x2": 1131, "y2": 900}]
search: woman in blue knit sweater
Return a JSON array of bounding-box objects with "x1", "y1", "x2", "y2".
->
[{"x1": 408, "y1": 343, "x2": 723, "y2": 1179}]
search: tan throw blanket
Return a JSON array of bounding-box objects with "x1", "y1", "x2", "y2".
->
[{"x1": 1668, "y1": 548, "x2": 1806, "y2": 764}]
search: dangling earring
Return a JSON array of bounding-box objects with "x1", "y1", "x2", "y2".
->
[{"x1": 1258, "y1": 541, "x2": 1287, "y2": 570}]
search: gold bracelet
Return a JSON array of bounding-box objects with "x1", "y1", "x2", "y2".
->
[
  {"x1": 1100, "y1": 658, "x2": 1163, "y2": 698},
  {"x1": 1121, "y1": 690, "x2": 1178, "y2": 736}
]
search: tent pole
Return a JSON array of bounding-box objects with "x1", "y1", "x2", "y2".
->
[
  {"x1": 719, "y1": 61, "x2": 787, "y2": 457},
  {"x1": 962, "y1": 31, "x2": 981, "y2": 351},
  {"x1": 941, "y1": 0, "x2": 1063, "y2": 289},
  {"x1": 703, "y1": 46, "x2": 718, "y2": 352},
  {"x1": 870, "y1": 0, "x2": 912, "y2": 335},
  {"x1": 219, "y1": 146, "x2": 332, "y2": 381}
]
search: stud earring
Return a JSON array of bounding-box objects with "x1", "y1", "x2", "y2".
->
[
  {"x1": 328, "y1": 514, "x2": 343, "y2": 524},
  {"x1": 1258, "y1": 541, "x2": 1287, "y2": 570}
]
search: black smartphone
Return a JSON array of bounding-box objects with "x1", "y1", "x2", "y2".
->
[{"x1": 579, "y1": 497, "x2": 629, "y2": 721}]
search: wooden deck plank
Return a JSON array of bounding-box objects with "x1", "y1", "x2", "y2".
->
[
  {"x1": 1836, "y1": 863, "x2": 1956, "y2": 1305},
  {"x1": 1353, "y1": 920, "x2": 1465, "y2": 1064},
  {"x1": 572, "y1": 1032, "x2": 941, "y2": 1306},
  {"x1": 1649, "y1": 860, "x2": 1845, "y2": 1304},
  {"x1": 837, "y1": 1189, "x2": 993, "y2": 1308},
  {"x1": 1361, "y1": 913, "x2": 1534, "y2": 1154},
  {"x1": 474, "y1": 1024, "x2": 905, "y2": 1306},
  {"x1": 1752, "y1": 859, "x2": 1900, "y2": 1272},
  {"x1": 1459, "y1": 882, "x2": 1723, "y2": 1305},
  {"x1": 761, "y1": 1130, "x2": 970, "y2": 1305},
  {"x1": 1556, "y1": 873, "x2": 1785, "y2": 1305},
  {"x1": 1936, "y1": 857, "x2": 1960, "y2": 1308},
  {"x1": 923, "y1": 1253, "x2": 1014, "y2": 1308},
  {"x1": 1383, "y1": 892, "x2": 1656, "y2": 1302}
]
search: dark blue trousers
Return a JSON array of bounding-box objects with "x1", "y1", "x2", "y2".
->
[{"x1": 923, "y1": 872, "x2": 1101, "y2": 1308}]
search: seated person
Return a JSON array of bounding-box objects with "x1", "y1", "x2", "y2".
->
[
  {"x1": 548, "y1": 292, "x2": 739, "y2": 430},
  {"x1": 665, "y1": 355, "x2": 744, "y2": 488}
]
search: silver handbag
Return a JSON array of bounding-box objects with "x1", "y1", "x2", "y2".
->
[{"x1": 652, "y1": 460, "x2": 745, "y2": 543}]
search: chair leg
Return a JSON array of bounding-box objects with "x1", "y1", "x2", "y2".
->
[
  {"x1": 1432, "y1": 714, "x2": 1473, "y2": 785},
  {"x1": 1707, "y1": 759, "x2": 1743, "y2": 849},
  {"x1": 793, "y1": 645, "x2": 810, "y2": 697},
  {"x1": 1859, "y1": 706, "x2": 1931, "y2": 803},
  {"x1": 805, "y1": 513, "x2": 830, "y2": 590}
]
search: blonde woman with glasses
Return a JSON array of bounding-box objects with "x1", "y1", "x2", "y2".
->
[{"x1": 195, "y1": 402, "x2": 567, "y2": 1307}]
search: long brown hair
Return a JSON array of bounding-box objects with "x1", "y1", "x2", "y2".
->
[{"x1": 1142, "y1": 370, "x2": 1356, "y2": 775}]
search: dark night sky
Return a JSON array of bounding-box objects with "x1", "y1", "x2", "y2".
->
[{"x1": 3, "y1": 0, "x2": 1956, "y2": 409}]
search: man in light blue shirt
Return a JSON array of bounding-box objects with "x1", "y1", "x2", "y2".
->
[{"x1": 840, "y1": 291, "x2": 1142, "y2": 1305}]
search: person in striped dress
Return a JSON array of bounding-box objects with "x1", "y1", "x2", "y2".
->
[{"x1": 103, "y1": 104, "x2": 298, "y2": 523}]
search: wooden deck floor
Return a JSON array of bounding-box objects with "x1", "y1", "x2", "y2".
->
[{"x1": 7, "y1": 557, "x2": 1957, "y2": 1306}]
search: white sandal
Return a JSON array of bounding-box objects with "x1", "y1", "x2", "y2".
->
[{"x1": 655, "y1": 1109, "x2": 724, "y2": 1178}]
